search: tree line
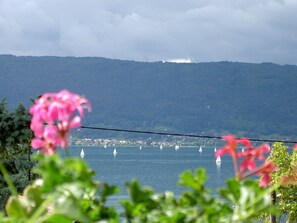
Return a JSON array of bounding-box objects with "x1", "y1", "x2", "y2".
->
[{"x1": 0, "y1": 99, "x2": 34, "y2": 210}]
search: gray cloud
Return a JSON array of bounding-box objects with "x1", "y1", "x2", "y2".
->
[{"x1": 0, "y1": 0, "x2": 296, "y2": 64}]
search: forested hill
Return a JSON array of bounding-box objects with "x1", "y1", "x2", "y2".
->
[{"x1": 1, "y1": 54, "x2": 297, "y2": 138}]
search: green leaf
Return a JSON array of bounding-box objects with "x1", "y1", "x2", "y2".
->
[
  {"x1": 125, "y1": 179, "x2": 154, "y2": 204},
  {"x1": 178, "y1": 169, "x2": 207, "y2": 191},
  {"x1": 99, "y1": 183, "x2": 120, "y2": 203},
  {"x1": 219, "y1": 179, "x2": 279, "y2": 222}
]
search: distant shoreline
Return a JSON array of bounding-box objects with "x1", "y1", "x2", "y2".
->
[{"x1": 71, "y1": 137, "x2": 223, "y2": 148}]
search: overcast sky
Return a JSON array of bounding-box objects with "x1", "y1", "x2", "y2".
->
[{"x1": 1, "y1": 0, "x2": 297, "y2": 64}]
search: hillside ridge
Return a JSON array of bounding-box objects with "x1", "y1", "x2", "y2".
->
[{"x1": 1, "y1": 55, "x2": 297, "y2": 138}]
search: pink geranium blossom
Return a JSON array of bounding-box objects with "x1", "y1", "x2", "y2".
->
[
  {"x1": 256, "y1": 160, "x2": 278, "y2": 187},
  {"x1": 239, "y1": 148, "x2": 257, "y2": 172},
  {"x1": 215, "y1": 135, "x2": 237, "y2": 157},
  {"x1": 216, "y1": 135, "x2": 241, "y2": 178},
  {"x1": 216, "y1": 134, "x2": 277, "y2": 187},
  {"x1": 239, "y1": 144, "x2": 270, "y2": 172},
  {"x1": 29, "y1": 90, "x2": 91, "y2": 154}
]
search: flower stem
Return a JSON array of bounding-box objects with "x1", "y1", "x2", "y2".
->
[
  {"x1": 0, "y1": 162, "x2": 18, "y2": 196},
  {"x1": 0, "y1": 161, "x2": 27, "y2": 217},
  {"x1": 232, "y1": 152, "x2": 240, "y2": 179},
  {"x1": 240, "y1": 165, "x2": 266, "y2": 180},
  {"x1": 27, "y1": 197, "x2": 53, "y2": 223}
]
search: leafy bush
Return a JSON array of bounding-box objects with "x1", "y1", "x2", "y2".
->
[
  {"x1": 0, "y1": 100, "x2": 34, "y2": 210},
  {"x1": 262, "y1": 143, "x2": 297, "y2": 222}
]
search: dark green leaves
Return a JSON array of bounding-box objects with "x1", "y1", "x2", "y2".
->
[
  {"x1": 219, "y1": 179, "x2": 279, "y2": 222},
  {"x1": 2, "y1": 154, "x2": 120, "y2": 222},
  {"x1": 0, "y1": 101, "x2": 34, "y2": 210},
  {"x1": 1, "y1": 152, "x2": 281, "y2": 222},
  {"x1": 178, "y1": 169, "x2": 207, "y2": 191}
]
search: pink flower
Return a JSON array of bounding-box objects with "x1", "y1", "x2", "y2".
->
[
  {"x1": 237, "y1": 138, "x2": 252, "y2": 149},
  {"x1": 30, "y1": 90, "x2": 91, "y2": 154},
  {"x1": 239, "y1": 148, "x2": 257, "y2": 172},
  {"x1": 256, "y1": 160, "x2": 278, "y2": 187},
  {"x1": 253, "y1": 144, "x2": 270, "y2": 160},
  {"x1": 239, "y1": 144, "x2": 270, "y2": 172},
  {"x1": 217, "y1": 134, "x2": 277, "y2": 185},
  {"x1": 31, "y1": 137, "x2": 57, "y2": 155},
  {"x1": 215, "y1": 135, "x2": 237, "y2": 157}
]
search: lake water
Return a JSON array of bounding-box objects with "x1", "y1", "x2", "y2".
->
[
  {"x1": 61, "y1": 146, "x2": 288, "y2": 221},
  {"x1": 69, "y1": 145, "x2": 234, "y2": 196}
]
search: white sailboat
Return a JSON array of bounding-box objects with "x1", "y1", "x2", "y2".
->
[
  {"x1": 199, "y1": 146, "x2": 202, "y2": 153},
  {"x1": 175, "y1": 145, "x2": 180, "y2": 150},
  {"x1": 80, "y1": 148, "x2": 85, "y2": 158},
  {"x1": 216, "y1": 156, "x2": 221, "y2": 164},
  {"x1": 113, "y1": 148, "x2": 117, "y2": 156},
  {"x1": 104, "y1": 143, "x2": 107, "y2": 149},
  {"x1": 160, "y1": 144, "x2": 163, "y2": 150},
  {"x1": 214, "y1": 147, "x2": 217, "y2": 152},
  {"x1": 139, "y1": 146, "x2": 142, "y2": 150}
]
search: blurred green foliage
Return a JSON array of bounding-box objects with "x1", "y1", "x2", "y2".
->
[
  {"x1": 0, "y1": 154, "x2": 279, "y2": 222},
  {"x1": 263, "y1": 143, "x2": 297, "y2": 222}
]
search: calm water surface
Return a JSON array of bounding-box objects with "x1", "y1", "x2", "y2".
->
[
  {"x1": 67, "y1": 146, "x2": 288, "y2": 222},
  {"x1": 69, "y1": 146, "x2": 234, "y2": 195}
]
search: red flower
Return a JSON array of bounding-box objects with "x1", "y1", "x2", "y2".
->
[
  {"x1": 257, "y1": 160, "x2": 278, "y2": 187},
  {"x1": 239, "y1": 148, "x2": 257, "y2": 172},
  {"x1": 253, "y1": 144, "x2": 270, "y2": 160},
  {"x1": 237, "y1": 138, "x2": 252, "y2": 149},
  {"x1": 217, "y1": 135, "x2": 277, "y2": 183},
  {"x1": 215, "y1": 135, "x2": 237, "y2": 157},
  {"x1": 239, "y1": 144, "x2": 270, "y2": 172}
]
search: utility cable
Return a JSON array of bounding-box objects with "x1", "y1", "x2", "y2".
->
[{"x1": 80, "y1": 125, "x2": 297, "y2": 144}]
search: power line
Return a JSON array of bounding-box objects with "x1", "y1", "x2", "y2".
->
[{"x1": 80, "y1": 125, "x2": 297, "y2": 144}]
